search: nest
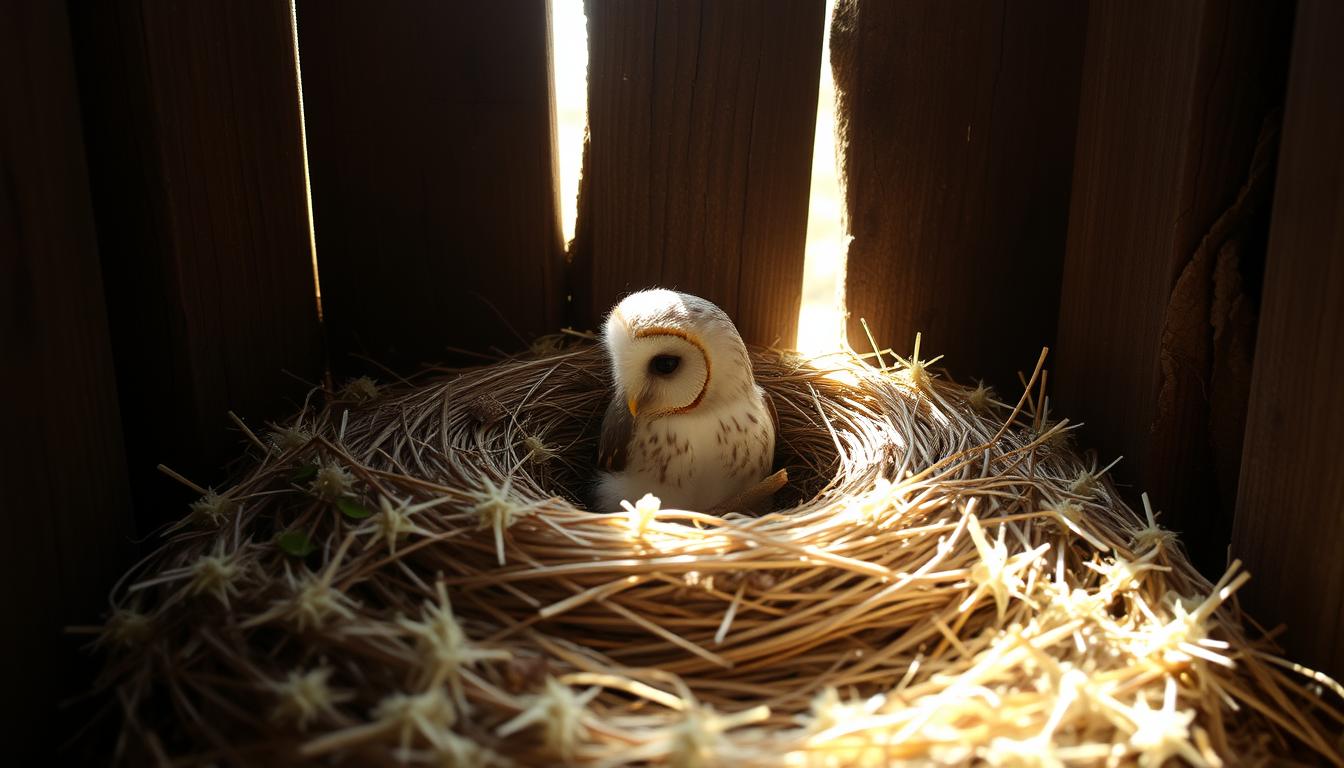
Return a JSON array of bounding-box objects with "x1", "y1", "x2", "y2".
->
[{"x1": 86, "y1": 334, "x2": 1344, "y2": 766}]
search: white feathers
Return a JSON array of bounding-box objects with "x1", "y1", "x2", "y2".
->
[{"x1": 595, "y1": 289, "x2": 775, "y2": 512}]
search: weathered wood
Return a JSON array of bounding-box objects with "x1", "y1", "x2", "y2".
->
[
  {"x1": 1233, "y1": 0, "x2": 1344, "y2": 679},
  {"x1": 0, "y1": 1, "x2": 133, "y2": 756},
  {"x1": 831, "y1": 0, "x2": 1087, "y2": 388},
  {"x1": 1053, "y1": 0, "x2": 1293, "y2": 575},
  {"x1": 571, "y1": 0, "x2": 826, "y2": 347},
  {"x1": 70, "y1": 0, "x2": 324, "y2": 531},
  {"x1": 297, "y1": 0, "x2": 564, "y2": 369}
]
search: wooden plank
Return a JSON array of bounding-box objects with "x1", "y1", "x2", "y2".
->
[
  {"x1": 296, "y1": 0, "x2": 564, "y2": 369},
  {"x1": 570, "y1": 0, "x2": 826, "y2": 347},
  {"x1": 69, "y1": 0, "x2": 324, "y2": 530},
  {"x1": 1053, "y1": 0, "x2": 1293, "y2": 575},
  {"x1": 831, "y1": 0, "x2": 1087, "y2": 388},
  {"x1": 1232, "y1": 0, "x2": 1344, "y2": 679},
  {"x1": 0, "y1": 1, "x2": 134, "y2": 757}
]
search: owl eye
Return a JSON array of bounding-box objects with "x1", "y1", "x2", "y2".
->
[{"x1": 649, "y1": 354, "x2": 681, "y2": 375}]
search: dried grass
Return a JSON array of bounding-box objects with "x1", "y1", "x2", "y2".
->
[{"x1": 84, "y1": 333, "x2": 1344, "y2": 766}]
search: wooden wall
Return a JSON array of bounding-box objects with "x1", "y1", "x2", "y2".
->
[
  {"x1": 70, "y1": 0, "x2": 324, "y2": 533},
  {"x1": 2, "y1": 1, "x2": 134, "y2": 756},
  {"x1": 828, "y1": 0, "x2": 1295, "y2": 580},
  {"x1": 570, "y1": 0, "x2": 826, "y2": 347},
  {"x1": 1232, "y1": 0, "x2": 1344, "y2": 682},
  {"x1": 4, "y1": 1, "x2": 1344, "y2": 752},
  {"x1": 1053, "y1": 0, "x2": 1293, "y2": 576},
  {"x1": 296, "y1": 0, "x2": 566, "y2": 373},
  {"x1": 831, "y1": 0, "x2": 1086, "y2": 389}
]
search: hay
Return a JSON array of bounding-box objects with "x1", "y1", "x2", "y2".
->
[{"x1": 84, "y1": 333, "x2": 1344, "y2": 766}]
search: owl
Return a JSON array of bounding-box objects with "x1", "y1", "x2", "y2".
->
[{"x1": 593, "y1": 289, "x2": 776, "y2": 512}]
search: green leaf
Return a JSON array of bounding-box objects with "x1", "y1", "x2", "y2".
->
[
  {"x1": 336, "y1": 498, "x2": 372, "y2": 520},
  {"x1": 290, "y1": 464, "x2": 318, "y2": 483},
  {"x1": 277, "y1": 530, "x2": 317, "y2": 557}
]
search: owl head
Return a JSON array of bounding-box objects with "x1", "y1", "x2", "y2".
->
[{"x1": 603, "y1": 289, "x2": 751, "y2": 419}]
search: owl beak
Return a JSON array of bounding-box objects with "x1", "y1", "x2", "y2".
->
[{"x1": 626, "y1": 394, "x2": 639, "y2": 418}]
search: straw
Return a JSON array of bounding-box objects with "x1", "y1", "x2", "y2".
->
[{"x1": 81, "y1": 333, "x2": 1344, "y2": 766}]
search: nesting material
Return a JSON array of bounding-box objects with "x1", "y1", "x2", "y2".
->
[{"x1": 88, "y1": 334, "x2": 1344, "y2": 766}]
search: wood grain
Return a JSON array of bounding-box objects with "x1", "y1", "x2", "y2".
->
[
  {"x1": 0, "y1": 1, "x2": 133, "y2": 757},
  {"x1": 1232, "y1": 0, "x2": 1344, "y2": 679},
  {"x1": 570, "y1": 0, "x2": 826, "y2": 347},
  {"x1": 296, "y1": 0, "x2": 564, "y2": 370},
  {"x1": 70, "y1": 0, "x2": 324, "y2": 531},
  {"x1": 1053, "y1": 0, "x2": 1293, "y2": 575},
  {"x1": 831, "y1": 0, "x2": 1087, "y2": 388}
]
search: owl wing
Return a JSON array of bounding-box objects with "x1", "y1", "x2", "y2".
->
[{"x1": 598, "y1": 396, "x2": 634, "y2": 472}]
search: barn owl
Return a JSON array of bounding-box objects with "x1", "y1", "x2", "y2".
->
[{"x1": 594, "y1": 289, "x2": 776, "y2": 512}]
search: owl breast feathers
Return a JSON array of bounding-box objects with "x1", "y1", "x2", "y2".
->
[{"x1": 593, "y1": 289, "x2": 776, "y2": 512}]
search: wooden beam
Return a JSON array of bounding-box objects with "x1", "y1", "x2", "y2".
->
[
  {"x1": 1053, "y1": 0, "x2": 1293, "y2": 575},
  {"x1": 831, "y1": 0, "x2": 1087, "y2": 388},
  {"x1": 70, "y1": 0, "x2": 324, "y2": 531},
  {"x1": 571, "y1": 0, "x2": 826, "y2": 347},
  {"x1": 296, "y1": 0, "x2": 564, "y2": 370},
  {"x1": 0, "y1": 1, "x2": 133, "y2": 757},
  {"x1": 1233, "y1": 0, "x2": 1344, "y2": 679}
]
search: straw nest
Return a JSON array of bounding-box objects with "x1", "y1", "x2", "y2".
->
[{"x1": 86, "y1": 333, "x2": 1344, "y2": 766}]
